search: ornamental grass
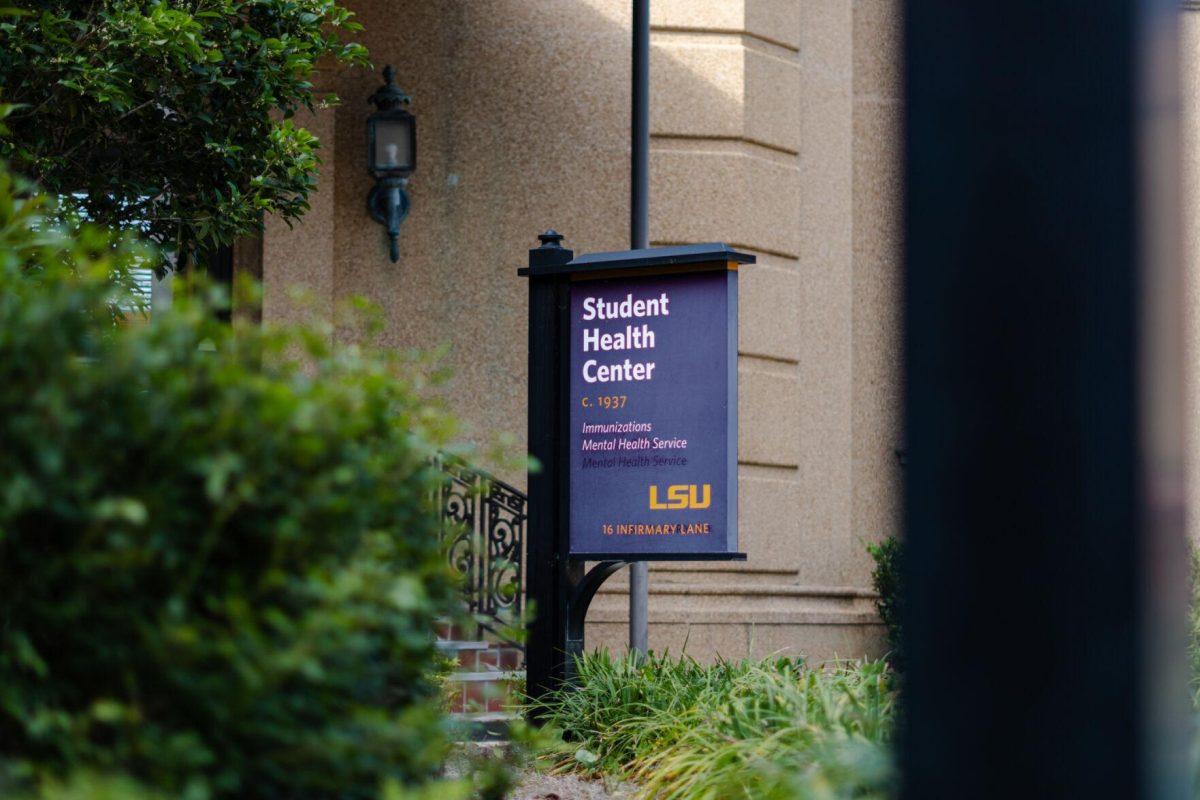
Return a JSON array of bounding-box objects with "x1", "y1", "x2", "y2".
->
[{"x1": 531, "y1": 651, "x2": 897, "y2": 800}]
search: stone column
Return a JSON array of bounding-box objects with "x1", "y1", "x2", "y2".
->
[
  {"x1": 261, "y1": 104, "x2": 338, "y2": 328},
  {"x1": 1183, "y1": 1, "x2": 1200, "y2": 546}
]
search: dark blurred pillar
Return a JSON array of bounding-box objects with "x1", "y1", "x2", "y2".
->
[{"x1": 902, "y1": 1, "x2": 1190, "y2": 798}]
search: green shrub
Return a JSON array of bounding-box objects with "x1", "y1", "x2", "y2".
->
[
  {"x1": 532, "y1": 651, "x2": 897, "y2": 799},
  {"x1": 0, "y1": 166, "x2": 463, "y2": 798},
  {"x1": 867, "y1": 536, "x2": 904, "y2": 665},
  {"x1": 1190, "y1": 551, "x2": 1200, "y2": 797},
  {"x1": 23, "y1": 772, "x2": 164, "y2": 800},
  {"x1": 1, "y1": 0, "x2": 368, "y2": 259},
  {"x1": 1191, "y1": 550, "x2": 1200, "y2": 690}
]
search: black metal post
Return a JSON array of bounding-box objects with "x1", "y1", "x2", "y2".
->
[
  {"x1": 525, "y1": 231, "x2": 574, "y2": 711},
  {"x1": 524, "y1": 231, "x2": 633, "y2": 714},
  {"x1": 628, "y1": 0, "x2": 651, "y2": 656},
  {"x1": 902, "y1": 0, "x2": 1188, "y2": 797}
]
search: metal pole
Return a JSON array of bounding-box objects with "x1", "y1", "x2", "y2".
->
[
  {"x1": 524, "y1": 232, "x2": 575, "y2": 714},
  {"x1": 631, "y1": 0, "x2": 649, "y2": 249},
  {"x1": 628, "y1": 0, "x2": 650, "y2": 656}
]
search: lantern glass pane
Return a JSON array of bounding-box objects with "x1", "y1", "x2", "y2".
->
[{"x1": 373, "y1": 119, "x2": 412, "y2": 172}]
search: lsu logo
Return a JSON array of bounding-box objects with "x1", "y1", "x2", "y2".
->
[{"x1": 649, "y1": 484, "x2": 711, "y2": 510}]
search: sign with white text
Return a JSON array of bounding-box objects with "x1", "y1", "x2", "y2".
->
[{"x1": 568, "y1": 268, "x2": 738, "y2": 558}]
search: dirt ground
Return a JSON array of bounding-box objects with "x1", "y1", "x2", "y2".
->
[
  {"x1": 445, "y1": 745, "x2": 637, "y2": 799},
  {"x1": 508, "y1": 770, "x2": 638, "y2": 800}
]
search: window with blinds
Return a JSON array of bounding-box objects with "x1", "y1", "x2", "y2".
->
[{"x1": 130, "y1": 268, "x2": 154, "y2": 305}]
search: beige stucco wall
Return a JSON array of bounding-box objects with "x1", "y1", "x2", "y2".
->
[
  {"x1": 1185, "y1": 6, "x2": 1200, "y2": 548},
  {"x1": 256, "y1": 0, "x2": 903, "y2": 662}
]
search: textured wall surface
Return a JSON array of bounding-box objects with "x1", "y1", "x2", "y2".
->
[
  {"x1": 255, "y1": 0, "x2": 903, "y2": 661},
  {"x1": 1186, "y1": 9, "x2": 1200, "y2": 548}
]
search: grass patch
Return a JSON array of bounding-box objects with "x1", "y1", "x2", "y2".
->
[{"x1": 531, "y1": 651, "x2": 897, "y2": 799}]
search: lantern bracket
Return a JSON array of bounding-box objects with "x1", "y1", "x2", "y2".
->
[{"x1": 367, "y1": 176, "x2": 410, "y2": 263}]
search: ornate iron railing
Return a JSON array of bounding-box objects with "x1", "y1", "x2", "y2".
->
[{"x1": 433, "y1": 456, "x2": 526, "y2": 643}]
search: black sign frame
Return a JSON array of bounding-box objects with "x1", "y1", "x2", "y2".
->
[{"x1": 520, "y1": 233, "x2": 754, "y2": 709}]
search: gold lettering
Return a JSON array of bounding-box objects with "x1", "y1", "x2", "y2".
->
[{"x1": 648, "y1": 484, "x2": 714, "y2": 510}]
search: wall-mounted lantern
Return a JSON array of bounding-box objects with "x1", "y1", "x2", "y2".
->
[{"x1": 367, "y1": 65, "x2": 416, "y2": 263}]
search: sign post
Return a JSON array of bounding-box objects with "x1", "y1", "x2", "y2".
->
[{"x1": 521, "y1": 233, "x2": 754, "y2": 709}]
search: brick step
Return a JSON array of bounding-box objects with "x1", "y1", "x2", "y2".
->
[
  {"x1": 435, "y1": 639, "x2": 490, "y2": 652},
  {"x1": 448, "y1": 711, "x2": 521, "y2": 743},
  {"x1": 445, "y1": 669, "x2": 525, "y2": 715},
  {"x1": 438, "y1": 642, "x2": 524, "y2": 672},
  {"x1": 445, "y1": 670, "x2": 524, "y2": 682},
  {"x1": 437, "y1": 619, "x2": 505, "y2": 642}
]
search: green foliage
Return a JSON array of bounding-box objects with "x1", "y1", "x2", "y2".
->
[
  {"x1": 0, "y1": 145, "x2": 149, "y2": 319},
  {"x1": 0, "y1": 0, "x2": 368, "y2": 261},
  {"x1": 532, "y1": 651, "x2": 897, "y2": 800},
  {"x1": 1191, "y1": 552, "x2": 1200, "y2": 798},
  {"x1": 24, "y1": 771, "x2": 165, "y2": 800},
  {"x1": 0, "y1": 164, "x2": 465, "y2": 799},
  {"x1": 867, "y1": 536, "x2": 904, "y2": 665},
  {"x1": 1191, "y1": 549, "x2": 1200, "y2": 704}
]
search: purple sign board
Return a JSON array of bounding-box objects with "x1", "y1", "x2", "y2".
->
[{"x1": 568, "y1": 267, "x2": 739, "y2": 558}]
